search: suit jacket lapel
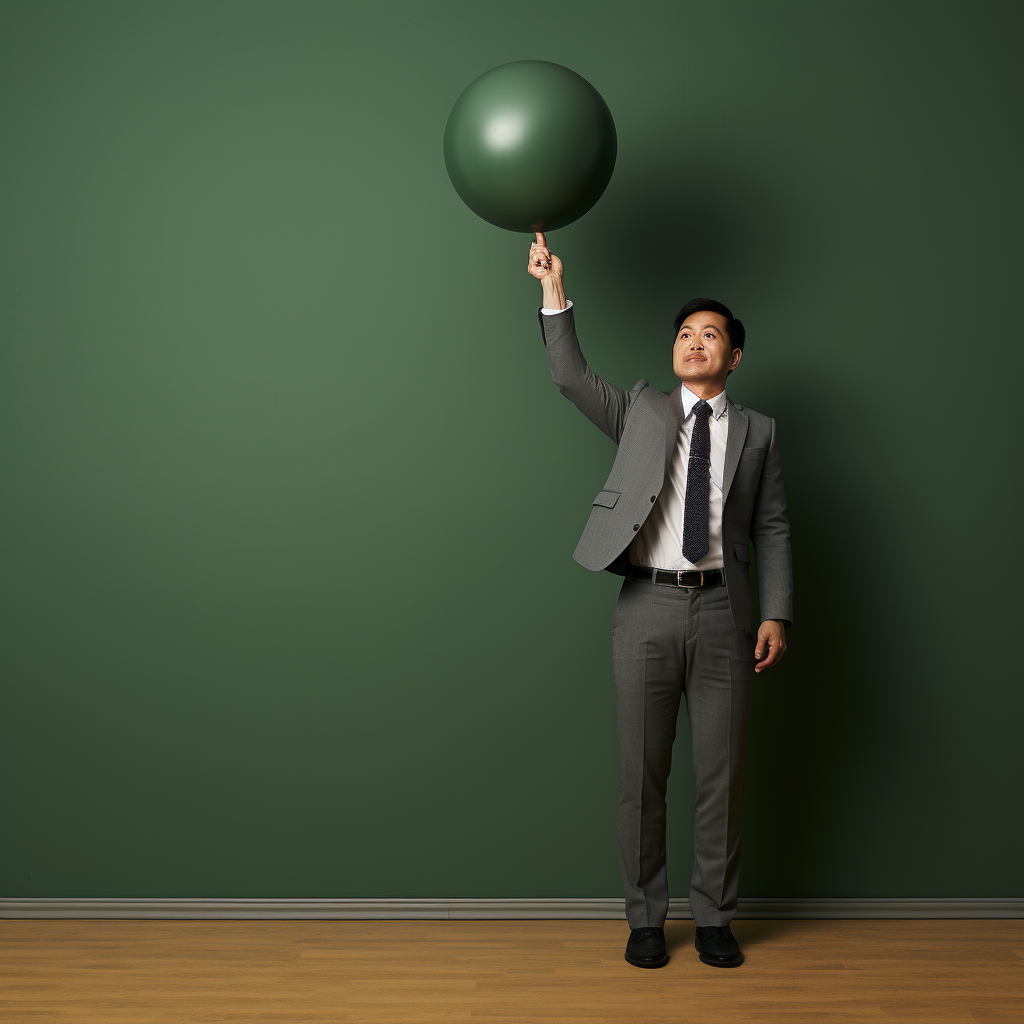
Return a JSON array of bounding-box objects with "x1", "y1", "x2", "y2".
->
[
  {"x1": 722, "y1": 396, "x2": 748, "y2": 506},
  {"x1": 664, "y1": 384, "x2": 682, "y2": 478}
]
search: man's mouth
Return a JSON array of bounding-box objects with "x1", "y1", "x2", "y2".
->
[{"x1": 685, "y1": 355, "x2": 705, "y2": 362}]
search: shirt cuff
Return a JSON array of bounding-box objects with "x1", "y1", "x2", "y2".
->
[{"x1": 540, "y1": 298, "x2": 573, "y2": 315}]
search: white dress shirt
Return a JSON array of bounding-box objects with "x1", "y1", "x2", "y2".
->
[
  {"x1": 632, "y1": 384, "x2": 728, "y2": 571},
  {"x1": 540, "y1": 298, "x2": 728, "y2": 571}
]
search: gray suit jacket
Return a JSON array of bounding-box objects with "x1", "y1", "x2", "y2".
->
[{"x1": 538, "y1": 303, "x2": 793, "y2": 635}]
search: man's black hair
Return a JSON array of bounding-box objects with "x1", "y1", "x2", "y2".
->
[{"x1": 671, "y1": 298, "x2": 745, "y2": 371}]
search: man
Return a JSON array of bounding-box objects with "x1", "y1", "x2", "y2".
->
[{"x1": 528, "y1": 232, "x2": 793, "y2": 970}]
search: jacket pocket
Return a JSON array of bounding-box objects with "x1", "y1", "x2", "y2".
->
[
  {"x1": 733, "y1": 541, "x2": 751, "y2": 563},
  {"x1": 592, "y1": 489, "x2": 621, "y2": 508}
]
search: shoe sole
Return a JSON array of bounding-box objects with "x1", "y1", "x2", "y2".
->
[
  {"x1": 694, "y1": 936, "x2": 744, "y2": 967},
  {"x1": 624, "y1": 950, "x2": 670, "y2": 969}
]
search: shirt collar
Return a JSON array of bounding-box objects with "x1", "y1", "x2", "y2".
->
[{"x1": 679, "y1": 383, "x2": 728, "y2": 420}]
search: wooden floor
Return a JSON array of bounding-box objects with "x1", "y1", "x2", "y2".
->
[{"x1": 1, "y1": 919, "x2": 1021, "y2": 1023}]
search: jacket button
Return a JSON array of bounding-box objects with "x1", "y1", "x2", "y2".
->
[
  {"x1": 633, "y1": 524, "x2": 640, "y2": 531},
  {"x1": 650, "y1": 495, "x2": 656, "y2": 502}
]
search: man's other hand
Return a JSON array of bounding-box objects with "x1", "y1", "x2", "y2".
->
[{"x1": 754, "y1": 620, "x2": 787, "y2": 672}]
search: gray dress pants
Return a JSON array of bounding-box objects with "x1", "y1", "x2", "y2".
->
[{"x1": 612, "y1": 571, "x2": 756, "y2": 928}]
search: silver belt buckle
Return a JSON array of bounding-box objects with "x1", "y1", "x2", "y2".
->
[{"x1": 676, "y1": 569, "x2": 703, "y2": 588}]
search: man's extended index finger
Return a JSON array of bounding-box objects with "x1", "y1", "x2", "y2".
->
[{"x1": 534, "y1": 231, "x2": 547, "y2": 247}]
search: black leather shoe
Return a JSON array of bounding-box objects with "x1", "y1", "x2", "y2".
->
[
  {"x1": 624, "y1": 926, "x2": 669, "y2": 968},
  {"x1": 694, "y1": 924, "x2": 744, "y2": 967}
]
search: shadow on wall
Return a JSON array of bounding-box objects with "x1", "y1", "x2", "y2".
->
[{"x1": 561, "y1": 147, "x2": 881, "y2": 891}]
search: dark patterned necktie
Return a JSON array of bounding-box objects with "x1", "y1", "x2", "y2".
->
[{"x1": 682, "y1": 399, "x2": 712, "y2": 563}]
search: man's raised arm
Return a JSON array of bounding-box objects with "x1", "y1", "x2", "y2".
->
[{"x1": 529, "y1": 232, "x2": 640, "y2": 445}]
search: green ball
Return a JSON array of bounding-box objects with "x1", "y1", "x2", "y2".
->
[{"x1": 443, "y1": 60, "x2": 617, "y2": 233}]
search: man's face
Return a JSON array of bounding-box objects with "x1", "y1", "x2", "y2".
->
[{"x1": 671, "y1": 310, "x2": 742, "y2": 384}]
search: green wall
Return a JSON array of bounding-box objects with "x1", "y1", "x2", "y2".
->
[{"x1": 2, "y1": 0, "x2": 1020, "y2": 899}]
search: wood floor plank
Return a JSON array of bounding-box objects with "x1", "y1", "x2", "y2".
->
[{"x1": 1, "y1": 919, "x2": 1020, "y2": 1023}]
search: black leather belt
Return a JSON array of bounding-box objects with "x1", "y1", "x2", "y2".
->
[{"x1": 627, "y1": 564, "x2": 725, "y2": 588}]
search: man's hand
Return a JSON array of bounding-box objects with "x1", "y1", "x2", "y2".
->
[
  {"x1": 754, "y1": 619, "x2": 787, "y2": 673},
  {"x1": 529, "y1": 231, "x2": 567, "y2": 312},
  {"x1": 528, "y1": 231, "x2": 563, "y2": 281}
]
